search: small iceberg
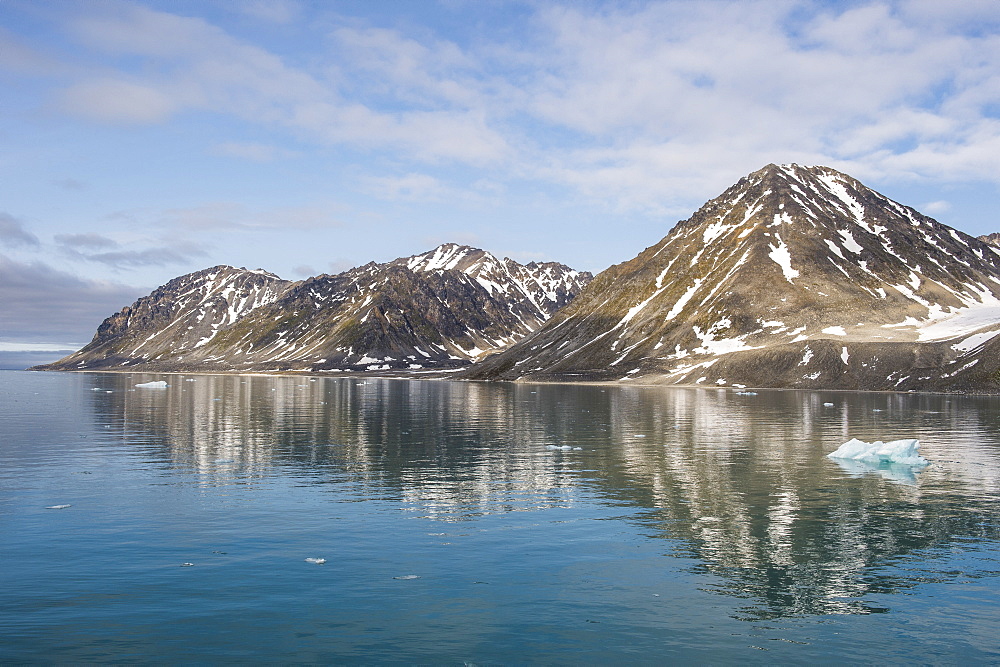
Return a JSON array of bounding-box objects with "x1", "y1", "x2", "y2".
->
[
  {"x1": 828, "y1": 438, "x2": 929, "y2": 467},
  {"x1": 304, "y1": 557, "x2": 326, "y2": 565},
  {"x1": 135, "y1": 380, "x2": 168, "y2": 389}
]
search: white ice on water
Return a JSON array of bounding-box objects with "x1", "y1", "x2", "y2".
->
[
  {"x1": 827, "y1": 438, "x2": 928, "y2": 466},
  {"x1": 135, "y1": 380, "x2": 168, "y2": 389}
]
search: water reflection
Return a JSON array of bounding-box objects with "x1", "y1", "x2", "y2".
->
[{"x1": 87, "y1": 374, "x2": 1000, "y2": 620}]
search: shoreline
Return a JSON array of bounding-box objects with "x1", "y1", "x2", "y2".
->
[{"x1": 18, "y1": 366, "x2": 1000, "y2": 397}]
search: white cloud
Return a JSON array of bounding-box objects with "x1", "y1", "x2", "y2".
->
[
  {"x1": 23, "y1": 0, "x2": 1000, "y2": 213},
  {"x1": 0, "y1": 253, "x2": 146, "y2": 344},
  {"x1": 59, "y1": 78, "x2": 177, "y2": 124},
  {"x1": 921, "y1": 200, "x2": 951, "y2": 214},
  {"x1": 52, "y1": 2, "x2": 509, "y2": 164},
  {"x1": 211, "y1": 141, "x2": 299, "y2": 162},
  {"x1": 235, "y1": 0, "x2": 302, "y2": 25},
  {"x1": 0, "y1": 342, "x2": 80, "y2": 352},
  {"x1": 0, "y1": 213, "x2": 40, "y2": 248},
  {"x1": 55, "y1": 233, "x2": 208, "y2": 270},
  {"x1": 508, "y1": 1, "x2": 1000, "y2": 208},
  {"x1": 0, "y1": 27, "x2": 68, "y2": 75}
]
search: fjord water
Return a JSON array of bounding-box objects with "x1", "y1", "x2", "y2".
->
[{"x1": 2, "y1": 372, "x2": 998, "y2": 663}]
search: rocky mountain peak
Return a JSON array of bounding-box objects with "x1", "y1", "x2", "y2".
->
[
  {"x1": 979, "y1": 232, "x2": 1000, "y2": 248},
  {"x1": 396, "y1": 243, "x2": 489, "y2": 274},
  {"x1": 468, "y1": 164, "x2": 1000, "y2": 391}
]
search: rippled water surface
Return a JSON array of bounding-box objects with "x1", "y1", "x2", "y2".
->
[{"x1": 2, "y1": 371, "x2": 999, "y2": 663}]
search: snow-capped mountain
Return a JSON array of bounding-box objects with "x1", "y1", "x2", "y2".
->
[
  {"x1": 39, "y1": 245, "x2": 591, "y2": 373},
  {"x1": 468, "y1": 164, "x2": 1000, "y2": 391},
  {"x1": 45, "y1": 265, "x2": 293, "y2": 370}
]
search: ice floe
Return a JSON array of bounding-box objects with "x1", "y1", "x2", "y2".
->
[
  {"x1": 827, "y1": 438, "x2": 928, "y2": 466},
  {"x1": 135, "y1": 380, "x2": 168, "y2": 389}
]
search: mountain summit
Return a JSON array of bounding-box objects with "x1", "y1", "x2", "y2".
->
[
  {"x1": 39, "y1": 244, "x2": 591, "y2": 374},
  {"x1": 468, "y1": 164, "x2": 1000, "y2": 391}
]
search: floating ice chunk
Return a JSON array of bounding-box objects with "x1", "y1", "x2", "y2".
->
[
  {"x1": 45, "y1": 504, "x2": 72, "y2": 509},
  {"x1": 304, "y1": 557, "x2": 326, "y2": 565},
  {"x1": 827, "y1": 438, "x2": 928, "y2": 466},
  {"x1": 393, "y1": 574, "x2": 420, "y2": 580},
  {"x1": 135, "y1": 380, "x2": 168, "y2": 389}
]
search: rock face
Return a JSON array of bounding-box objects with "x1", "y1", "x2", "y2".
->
[
  {"x1": 978, "y1": 233, "x2": 1000, "y2": 247},
  {"x1": 39, "y1": 244, "x2": 591, "y2": 373},
  {"x1": 467, "y1": 164, "x2": 1000, "y2": 392}
]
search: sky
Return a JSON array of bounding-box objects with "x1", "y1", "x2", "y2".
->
[{"x1": 2, "y1": 0, "x2": 1000, "y2": 355}]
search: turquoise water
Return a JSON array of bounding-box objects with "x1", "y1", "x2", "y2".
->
[{"x1": 1, "y1": 370, "x2": 999, "y2": 663}]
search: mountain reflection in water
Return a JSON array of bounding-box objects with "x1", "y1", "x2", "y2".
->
[{"x1": 82, "y1": 374, "x2": 1000, "y2": 622}]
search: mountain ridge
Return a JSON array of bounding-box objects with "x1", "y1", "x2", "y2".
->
[{"x1": 36, "y1": 244, "x2": 592, "y2": 374}]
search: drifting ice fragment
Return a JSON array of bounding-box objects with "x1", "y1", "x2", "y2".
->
[
  {"x1": 304, "y1": 557, "x2": 326, "y2": 564},
  {"x1": 135, "y1": 380, "x2": 168, "y2": 389},
  {"x1": 45, "y1": 504, "x2": 72, "y2": 509},
  {"x1": 827, "y1": 438, "x2": 929, "y2": 466}
]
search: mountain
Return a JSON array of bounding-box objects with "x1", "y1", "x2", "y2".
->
[
  {"x1": 38, "y1": 244, "x2": 591, "y2": 374},
  {"x1": 979, "y1": 232, "x2": 1000, "y2": 247},
  {"x1": 467, "y1": 164, "x2": 1000, "y2": 392}
]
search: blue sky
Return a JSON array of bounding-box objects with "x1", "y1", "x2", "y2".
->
[{"x1": 2, "y1": 0, "x2": 1000, "y2": 351}]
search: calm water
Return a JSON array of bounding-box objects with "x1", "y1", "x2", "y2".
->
[{"x1": 1, "y1": 370, "x2": 999, "y2": 663}]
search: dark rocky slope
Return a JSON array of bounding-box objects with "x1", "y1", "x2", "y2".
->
[{"x1": 37, "y1": 244, "x2": 591, "y2": 374}]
